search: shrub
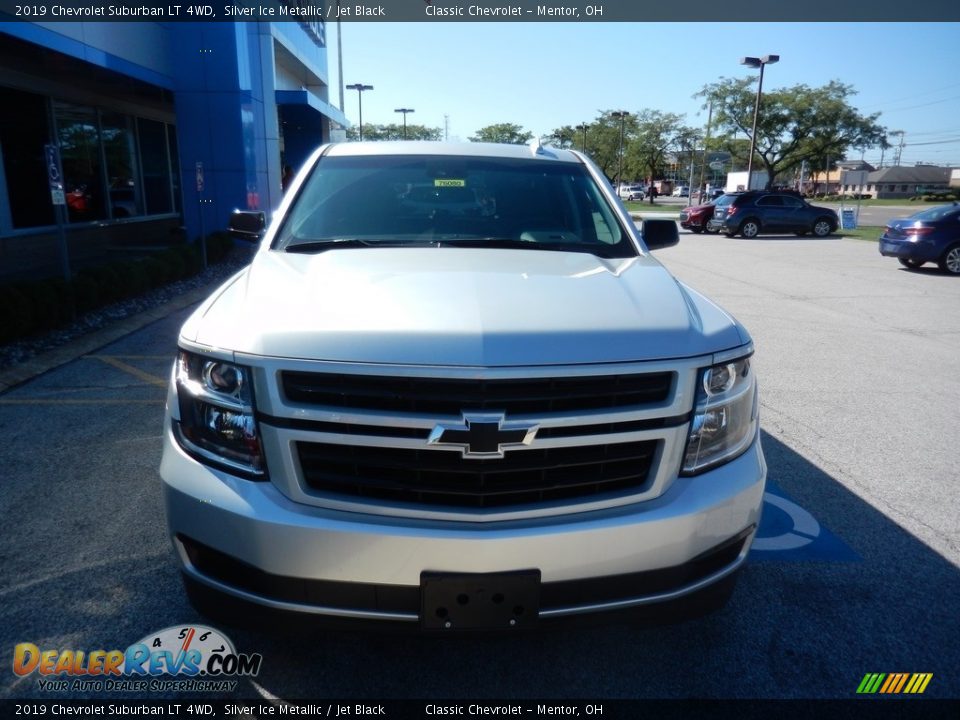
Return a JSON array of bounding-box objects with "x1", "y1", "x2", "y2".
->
[
  {"x1": 140, "y1": 256, "x2": 168, "y2": 289},
  {"x1": 72, "y1": 273, "x2": 100, "y2": 314},
  {"x1": 159, "y1": 248, "x2": 186, "y2": 281},
  {"x1": 0, "y1": 285, "x2": 34, "y2": 343},
  {"x1": 80, "y1": 265, "x2": 123, "y2": 304},
  {"x1": 205, "y1": 232, "x2": 234, "y2": 264}
]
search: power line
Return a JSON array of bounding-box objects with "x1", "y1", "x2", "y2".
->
[
  {"x1": 876, "y1": 95, "x2": 960, "y2": 114},
  {"x1": 905, "y1": 137, "x2": 960, "y2": 147}
]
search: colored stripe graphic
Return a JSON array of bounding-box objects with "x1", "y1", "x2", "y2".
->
[
  {"x1": 857, "y1": 673, "x2": 932, "y2": 694},
  {"x1": 857, "y1": 673, "x2": 886, "y2": 694}
]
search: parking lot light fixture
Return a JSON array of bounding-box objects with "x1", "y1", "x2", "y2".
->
[
  {"x1": 740, "y1": 54, "x2": 779, "y2": 190},
  {"x1": 611, "y1": 111, "x2": 629, "y2": 189},
  {"x1": 394, "y1": 108, "x2": 414, "y2": 139},
  {"x1": 576, "y1": 123, "x2": 589, "y2": 154},
  {"x1": 346, "y1": 83, "x2": 374, "y2": 140}
]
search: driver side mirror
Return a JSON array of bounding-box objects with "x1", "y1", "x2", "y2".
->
[
  {"x1": 642, "y1": 219, "x2": 679, "y2": 250},
  {"x1": 229, "y1": 210, "x2": 266, "y2": 242}
]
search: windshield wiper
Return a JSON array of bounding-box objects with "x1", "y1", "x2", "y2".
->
[
  {"x1": 433, "y1": 237, "x2": 627, "y2": 258},
  {"x1": 285, "y1": 238, "x2": 388, "y2": 253}
]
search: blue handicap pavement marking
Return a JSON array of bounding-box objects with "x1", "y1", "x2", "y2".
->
[{"x1": 750, "y1": 482, "x2": 860, "y2": 561}]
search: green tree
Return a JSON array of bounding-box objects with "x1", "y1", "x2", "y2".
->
[
  {"x1": 541, "y1": 125, "x2": 577, "y2": 149},
  {"x1": 627, "y1": 110, "x2": 697, "y2": 184},
  {"x1": 468, "y1": 123, "x2": 533, "y2": 144},
  {"x1": 696, "y1": 78, "x2": 887, "y2": 188},
  {"x1": 346, "y1": 123, "x2": 442, "y2": 141}
]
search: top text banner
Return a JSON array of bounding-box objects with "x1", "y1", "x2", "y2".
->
[{"x1": 1, "y1": 0, "x2": 959, "y2": 21}]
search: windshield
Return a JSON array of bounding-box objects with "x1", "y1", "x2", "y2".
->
[{"x1": 274, "y1": 154, "x2": 633, "y2": 257}]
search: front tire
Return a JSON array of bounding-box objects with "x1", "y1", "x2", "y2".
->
[
  {"x1": 739, "y1": 219, "x2": 761, "y2": 239},
  {"x1": 812, "y1": 218, "x2": 834, "y2": 237},
  {"x1": 690, "y1": 227, "x2": 704, "y2": 234},
  {"x1": 938, "y1": 244, "x2": 960, "y2": 275}
]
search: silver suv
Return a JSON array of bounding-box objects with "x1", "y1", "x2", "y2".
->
[
  {"x1": 161, "y1": 141, "x2": 766, "y2": 630},
  {"x1": 618, "y1": 183, "x2": 646, "y2": 201}
]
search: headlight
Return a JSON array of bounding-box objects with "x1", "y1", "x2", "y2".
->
[
  {"x1": 173, "y1": 350, "x2": 265, "y2": 477},
  {"x1": 682, "y1": 352, "x2": 758, "y2": 475}
]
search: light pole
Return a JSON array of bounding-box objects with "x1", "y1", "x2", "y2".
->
[
  {"x1": 740, "y1": 54, "x2": 778, "y2": 190},
  {"x1": 611, "y1": 111, "x2": 628, "y2": 189},
  {"x1": 576, "y1": 123, "x2": 589, "y2": 154},
  {"x1": 394, "y1": 108, "x2": 414, "y2": 139},
  {"x1": 346, "y1": 83, "x2": 373, "y2": 140}
]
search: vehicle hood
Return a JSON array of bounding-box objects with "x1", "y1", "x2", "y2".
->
[
  {"x1": 810, "y1": 203, "x2": 839, "y2": 217},
  {"x1": 683, "y1": 203, "x2": 714, "y2": 215},
  {"x1": 181, "y1": 248, "x2": 748, "y2": 366}
]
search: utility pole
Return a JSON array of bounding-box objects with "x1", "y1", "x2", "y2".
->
[
  {"x1": 697, "y1": 99, "x2": 713, "y2": 203},
  {"x1": 444, "y1": 114, "x2": 449, "y2": 141},
  {"x1": 892, "y1": 130, "x2": 906, "y2": 166}
]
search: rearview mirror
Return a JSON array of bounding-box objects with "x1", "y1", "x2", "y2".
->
[
  {"x1": 642, "y1": 219, "x2": 679, "y2": 250},
  {"x1": 229, "y1": 210, "x2": 266, "y2": 242}
]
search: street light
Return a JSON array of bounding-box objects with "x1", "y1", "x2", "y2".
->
[
  {"x1": 740, "y1": 54, "x2": 779, "y2": 190},
  {"x1": 611, "y1": 111, "x2": 628, "y2": 189},
  {"x1": 576, "y1": 123, "x2": 589, "y2": 154},
  {"x1": 394, "y1": 108, "x2": 414, "y2": 139},
  {"x1": 346, "y1": 83, "x2": 373, "y2": 141}
]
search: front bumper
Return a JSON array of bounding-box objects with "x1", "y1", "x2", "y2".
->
[{"x1": 161, "y1": 425, "x2": 766, "y2": 624}]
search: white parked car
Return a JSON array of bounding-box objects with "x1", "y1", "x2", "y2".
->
[
  {"x1": 161, "y1": 140, "x2": 766, "y2": 631},
  {"x1": 672, "y1": 186, "x2": 690, "y2": 197},
  {"x1": 618, "y1": 184, "x2": 646, "y2": 201}
]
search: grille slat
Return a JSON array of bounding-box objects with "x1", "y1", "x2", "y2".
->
[
  {"x1": 283, "y1": 372, "x2": 673, "y2": 415},
  {"x1": 297, "y1": 440, "x2": 658, "y2": 509}
]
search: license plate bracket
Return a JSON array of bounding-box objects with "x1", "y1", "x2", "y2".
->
[{"x1": 420, "y1": 570, "x2": 541, "y2": 631}]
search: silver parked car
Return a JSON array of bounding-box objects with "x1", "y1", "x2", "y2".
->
[{"x1": 161, "y1": 141, "x2": 766, "y2": 630}]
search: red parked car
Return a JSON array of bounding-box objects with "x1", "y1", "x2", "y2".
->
[{"x1": 679, "y1": 201, "x2": 719, "y2": 234}]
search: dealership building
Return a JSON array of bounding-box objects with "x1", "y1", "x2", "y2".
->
[{"x1": 0, "y1": 19, "x2": 347, "y2": 280}]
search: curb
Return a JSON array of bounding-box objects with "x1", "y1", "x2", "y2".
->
[{"x1": 0, "y1": 283, "x2": 214, "y2": 394}]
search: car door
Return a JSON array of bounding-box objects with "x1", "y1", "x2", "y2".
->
[
  {"x1": 780, "y1": 195, "x2": 809, "y2": 232},
  {"x1": 755, "y1": 194, "x2": 785, "y2": 232}
]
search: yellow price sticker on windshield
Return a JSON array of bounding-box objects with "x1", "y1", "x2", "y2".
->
[{"x1": 434, "y1": 179, "x2": 465, "y2": 187}]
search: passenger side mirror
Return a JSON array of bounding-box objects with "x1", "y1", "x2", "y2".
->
[
  {"x1": 642, "y1": 219, "x2": 679, "y2": 250},
  {"x1": 229, "y1": 210, "x2": 266, "y2": 242}
]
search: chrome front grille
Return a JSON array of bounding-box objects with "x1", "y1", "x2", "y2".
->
[{"x1": 252, "y1": 359, "x2": 701, "y2": 521}]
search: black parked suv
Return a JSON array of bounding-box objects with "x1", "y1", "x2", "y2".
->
[{"x1": 706, "y1": 191, "x2": 838, "y2": 239}]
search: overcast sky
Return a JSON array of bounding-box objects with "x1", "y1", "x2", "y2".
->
[{"x1": 326, "y1": 22, "x2": 960, "y2": 167}]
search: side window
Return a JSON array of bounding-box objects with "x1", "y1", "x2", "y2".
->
[
  {"x1": 781, "y1": 196, "x2": 804, "y2": 208},
  {"x1": 757, "y1": 195, "x2": 783, "y2": 207}
]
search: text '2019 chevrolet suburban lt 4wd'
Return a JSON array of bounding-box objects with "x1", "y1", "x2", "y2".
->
[{"x1": 160, "y1": 141, "x2": 766, "y2": 631}]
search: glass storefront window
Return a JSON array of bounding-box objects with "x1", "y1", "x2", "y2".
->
[
  {"x1": 138, "y1": 117, "x2": 173, "y2": 215},
  {"x1": 54, "y1": 101, "x2": 107, "y2": 223},
  {"x1": 0, "y1": 86, "x2": 55, "y2": 229},
  {"x1": 102, "y1": 112, "x2": 142, "y2": 219},
  {"x1": 167, "y1": 124, "x2": 182, "y2": 215},
  {"x1": 1, "y1": 86, "x2": 179, "y2": 233}
]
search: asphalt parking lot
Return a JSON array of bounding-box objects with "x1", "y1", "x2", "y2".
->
[{"x1": 1, "y1": 231, "x2": 958, "y2": 704}]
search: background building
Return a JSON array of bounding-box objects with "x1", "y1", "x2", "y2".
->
[{"x1": 0, "y1": 20, "x2": 347, "y2": 280}]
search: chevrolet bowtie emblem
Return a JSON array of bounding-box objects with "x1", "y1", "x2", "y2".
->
[{"x1": 427, "y1": 412, "x2": 538, "y2": 459}]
